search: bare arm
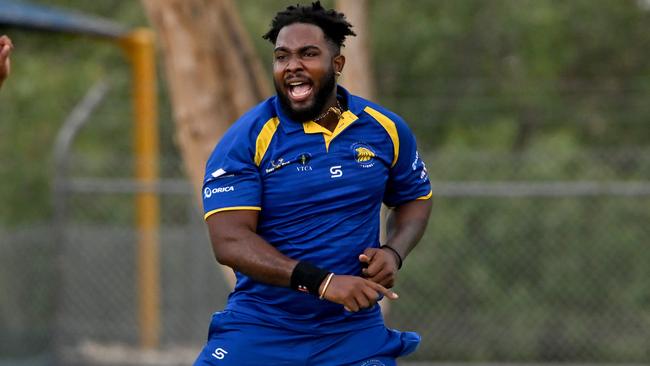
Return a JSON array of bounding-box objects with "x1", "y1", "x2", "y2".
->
[
  {"x1": 207, "y1": 210, "x2": 295, "y2": 286},
  {"x1": 0, "y1": 35, "x2": 13, "y2": 88},
  {"x1": 385, "y1": 198, "x2": 433, "y2": 259},
  {"x1": 360, "y1": 198, "x2": 432, "y2": 287},
  {"x1": 207, "y1": 210, "x2": 397, "y2": 311}
]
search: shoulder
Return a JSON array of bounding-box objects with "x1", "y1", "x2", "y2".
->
[
  {"x1": 226, "y1": 97, "x2": 280, "y2": 142},
  {"x1": 349, "y1": 94, "x2": 410, "y2": 132},
  {"x1": 206, "y1": 97, "x2": 279, "y2": 166},
  {"x1": 349, "y1": 95, "x2": 414, "y2": 146},
  {"x1": 348, "y1": 94, "x2": 418, "y2": 167}
]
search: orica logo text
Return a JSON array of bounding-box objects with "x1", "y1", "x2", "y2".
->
[{"x1": 204, "y1": 186, "x2": 235, "y2": 198}]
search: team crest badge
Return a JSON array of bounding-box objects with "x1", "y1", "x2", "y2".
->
[
  {"x1": 298, "y1": 152, "x2": 311, "y2": 165},
  {"x1": 351, "y1": 142, "x2": 376, "y2": 168},
  {"x1": 356, "y1": 147, "x2": 374, "y2": 162}
]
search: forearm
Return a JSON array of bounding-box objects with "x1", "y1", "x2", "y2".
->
[
  {"x1": 384, "y1": 198, "x2": 432, "y2": 261},
  {"x1": 211, "y1": 227, "x2": 297, "y2": 287}
]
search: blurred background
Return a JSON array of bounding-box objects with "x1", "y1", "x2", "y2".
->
[{"x1": 1, "y1": 0, "x2": 650, "y2": 365}]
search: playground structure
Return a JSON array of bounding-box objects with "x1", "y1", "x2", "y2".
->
[{"x1": 0, "y1": 0, "x2": 163, "y2": 350}]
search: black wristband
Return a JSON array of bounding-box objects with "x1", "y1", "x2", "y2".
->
[
  {"x1": 381, "y1": 245, "x2": 403, "y2": 269},
  {"x1": 290, "y1": 261, "x2": 330, "y2": 296}
]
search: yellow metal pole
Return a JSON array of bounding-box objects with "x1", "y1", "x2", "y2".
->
[{"x1": 119, "y1": 28, "x2": 160, "y2": 349}]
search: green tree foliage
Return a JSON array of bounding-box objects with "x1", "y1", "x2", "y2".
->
[{"x1": 370, "y1": 0, "x2": 650, "y2": 150}]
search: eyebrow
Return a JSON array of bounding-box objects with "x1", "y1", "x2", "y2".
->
[{"x1": 273, "y1": 45, "x2": 320, "y2": 53}]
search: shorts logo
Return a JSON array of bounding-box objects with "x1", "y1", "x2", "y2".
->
[
  {"x1": 211, "y1": 347, "x2": 228, "y2": 360},
  {"x1": 204, "y1": 186, "x2": 234, "y2": 198},
  {"x1": 360, "y1": 360, "x2": 385, "y2": 366},
  {"x1": 351, "y1": 142, "x2": 376, "y2": 168}
]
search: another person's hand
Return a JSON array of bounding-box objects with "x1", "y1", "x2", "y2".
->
[
  {"x1": 319, "y1": 274, "x2": 398, "y2": 312},
  {"x1": 0, "y1": 35, "x2": 14, "y2": 87},
  {"x1": 358, "y1": 247, "x2": 400, "y2": 288}
]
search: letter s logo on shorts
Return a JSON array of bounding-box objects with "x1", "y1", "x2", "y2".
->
[
  {"x1": 204, "y1": 186, "x2": 235, "y2": 199},
  {"x1": 360, "y1": 360, "x2": 385, "y2": 366},
  {"x1": 211, "y1": 347, "x2": 228, "y2": 360}
]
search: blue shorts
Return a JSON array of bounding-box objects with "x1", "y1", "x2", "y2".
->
[{"x1": 193, "y1": 310, "x2": 420, "y2": 366}]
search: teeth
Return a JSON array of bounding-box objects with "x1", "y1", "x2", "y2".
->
[{"x1": 289, "y1": 82, "x2": 303, "y2": 86}]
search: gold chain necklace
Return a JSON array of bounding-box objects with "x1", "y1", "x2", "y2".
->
[{"x1": 313, "y1": 100, "x2": 343, "y2": 123}]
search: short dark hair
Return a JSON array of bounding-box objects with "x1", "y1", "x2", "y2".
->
[{"x1": 263, "y1": 1, "x2": 356, "y2": 53}]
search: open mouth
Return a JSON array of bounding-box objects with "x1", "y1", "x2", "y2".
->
[{"x1": 287, "y1": 81, "x2": 313, "y2": 103}]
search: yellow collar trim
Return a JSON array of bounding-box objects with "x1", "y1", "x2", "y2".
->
[{"x1": 302, "y1": 110, "x2": 358, "y2": 151}]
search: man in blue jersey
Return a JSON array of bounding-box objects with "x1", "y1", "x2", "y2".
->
[{"x1": 194, "y1": 2, "x2": 432, "y2": 365}]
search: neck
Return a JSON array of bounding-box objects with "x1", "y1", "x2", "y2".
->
[{"x1": 314, "y1": 91, "x2": 341, "y2": 132}]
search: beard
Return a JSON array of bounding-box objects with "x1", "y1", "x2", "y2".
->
[{"x1": 274, "y1": 67, "x2": 337, "y2": 122}]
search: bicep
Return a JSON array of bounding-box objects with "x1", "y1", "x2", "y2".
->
[
  {"x1": 397, "y1": 198, "x2": 432, "y2": 221},
  {"x1": 388, "y1": 198, "x2": 432, "y2": 231},
  {"x1": 206, "y1": 210, "x2": 259, "y2": 244},
  {"x1": 204, "y1": 209, "x2": 296, "y2": 285}
]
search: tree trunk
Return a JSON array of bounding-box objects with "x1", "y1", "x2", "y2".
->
[
  {"x1": 141, "y1": 0, "x2": 270, "y2": 287},
  {"x1": 336, "y1": 0, "x2": 375, "y2": 99}
]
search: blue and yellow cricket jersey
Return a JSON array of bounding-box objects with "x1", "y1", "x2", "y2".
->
[{"x1": 202, "y1": 86, "x2": 431, "y2": 334}]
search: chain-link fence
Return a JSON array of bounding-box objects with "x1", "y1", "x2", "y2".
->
[
  {"x1": 3, "y1": 152, "x2": 649, "y2": 365},
  {"x1": 397, "y1": 190, "x2": 650, "y2": 361},
  {"x1": 53, "y1": 173, "x2": 227, "y2": 362},
  {"x1": 395, "y1": 150, "x2": 650, "y2": 362}
]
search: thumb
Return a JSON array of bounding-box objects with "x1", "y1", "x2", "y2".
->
[
  {"x1": 359, "y1": 253, "x2": 370, "y2": 264},
  {"x1": 359, "y1": 247, "x2": 377, "y2": 263}
]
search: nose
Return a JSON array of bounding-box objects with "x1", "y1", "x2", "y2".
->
[{"x1": 285, "y1": 54, "x2": 303, "y2": 73}]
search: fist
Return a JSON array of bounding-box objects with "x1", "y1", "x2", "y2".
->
[{"x1": 358, "y1": 247, "x2": 400, "y2": 288}]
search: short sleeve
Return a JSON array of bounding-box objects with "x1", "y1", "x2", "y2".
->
[
  {"x1": 383, "y1": 120, "x2": 432, "y2": 207},
  {"x1": 202, "y1": 128, "x2": 262, "y2": 220}
]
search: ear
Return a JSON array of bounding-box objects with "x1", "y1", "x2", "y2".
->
[{"x1": 333, "y1": 54, "x2": 345, "y2": 74}]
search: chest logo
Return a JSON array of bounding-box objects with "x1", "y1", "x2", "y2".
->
[
  {"x1": 266, "y1": 157, "x2": 289, "y2": 174},
  {"x1": 356, "y1": 147, "x2": 375, "y2": 162},
  {"x1": 265, "y1": 153, "x2": 313, "y2": 174},
  {"x1": 298, "y1": 153, "x2": 311, "y2": 165},
  {"x1": 351, "y1": 142, "x2": 376, "y2": 168},
  {"x1": 330, "y1": 165, "x2": 343, "y2": 178}
]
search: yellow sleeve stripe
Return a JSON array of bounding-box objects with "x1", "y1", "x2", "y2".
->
[
  {"x1": 364, "y1": 106, "x2": 399, "y2": 167},
  {"x1": 254, "y1": 117, "x2": 280, "y2": 166},
  {"x1": 204, "y1": 206, "x2": 262, "y2": 220},
  {"x1": 416, "y1": 190, "x2": 433, "y2": 200}
]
